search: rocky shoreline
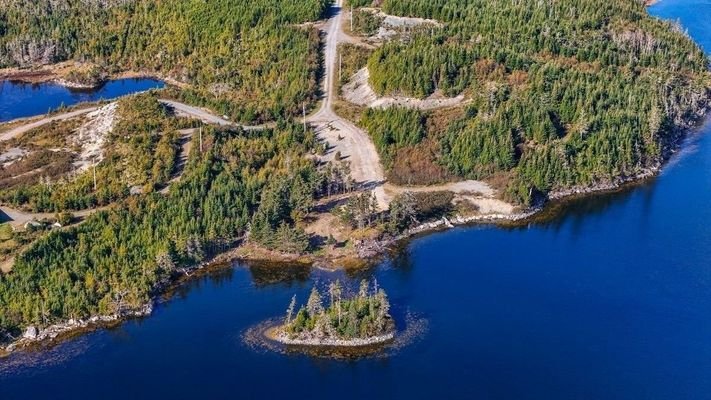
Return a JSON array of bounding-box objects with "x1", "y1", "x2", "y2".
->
[
  {"x1": 0, "y1": 65, "x2": 97, "y2": 88},
  {"x1": 548, "y1": 167, "x2": 660, "y2": 201},
  {"x1": 2, "y1": 93, "x2": 708, "y2": 358},
  {"x1": 0, "y1": 65, "x2": 182, "y2": 90},
  {"x1": 0, "y1": 160, "x2": 692, "y2": 357},
  {"x1": 0, "y1": 155, "x2": 690, "y2": 357},
  {"x1": 2, "y1": 304, "x2": 153, "y2": 354},
  {"x1": 0, "y1": 252, "x2": 230, "y2": 356},
  {"x1": 266, "y1": 326, "x2": 395, "y2": 348},
  {"x1": 51, "y1": 78, "x2": 104, "y2": 90}
]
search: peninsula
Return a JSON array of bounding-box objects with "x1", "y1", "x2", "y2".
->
[{"x1": 0, "y1": 0, "x2": 709, "y2": 353}]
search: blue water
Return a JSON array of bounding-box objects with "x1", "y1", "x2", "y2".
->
[
  {"x1": 2, "y1": 3, "x2": 711, "y2": 399},
  {"x1": 0, "y1": 78, "x2": 165, "y2": 122}
]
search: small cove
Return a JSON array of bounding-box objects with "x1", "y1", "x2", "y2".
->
[
  {"x1": 0, "y1": 78, "x2": 165, "y2": 122},
  {"x1": 1, "y1": 2, "x2": 711, "y2": 399}
]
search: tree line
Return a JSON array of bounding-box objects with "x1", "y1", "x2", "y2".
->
[
  {"x1": 0, "y1": 0, "x2": 330, "y2": 123},
  {"x1": 284, "y1": 280, "x2": 394, "y2": 341},
  {"x1": 0, "y1": 118, "x2": 326, "y2": 338},
  {"x1": 359, "y1": 0, "x2": 710, "y2": 204}
]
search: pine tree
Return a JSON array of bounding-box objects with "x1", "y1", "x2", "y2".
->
[
  {"x1": 329, "y1": 280, "x2": 343, "y2": 325},
  {"x1": 306, "y1": 286, "x2": 323, "y2": 317},
  {"x1": 285, "y1": 295, "x2": 296, "y2": 324}
]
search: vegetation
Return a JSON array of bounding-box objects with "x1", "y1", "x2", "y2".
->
[
  {"x1": 351, "y1": 9, "x2": 383, "y2": 36},
  {"x1": 0, "y1": 0, "x2": 330, "y2": 122},
  {"x1": 337, "y1": 190, "x2": 454, "y2": 235},
  {"x1": 0, "y1": 223, "x2": 46, "y2": 265},
  {"x1": 0, "y1": 119, "x2": 339, "y2": 339},
  {"x1": 282, "y1": 280, "x2": 394, "y2": 342},
  {"x1": 360, "y1": 0, "x2": 710, "y2": 204},
  {"x1": 360, "y1": 107, "x2": 453, "y2": 185},
  {"x1": 338, "y1": 43, "x2": 372, "y2": 89},
  {"x1": 1, "y1": 0, "x2": 709, "y2": 347},
  {"x1": 0, "y1": 94, "x2": 184, "y2": 212},
  {"x1": 63, "y1": 64, "x2": 106, "y2": 87}
]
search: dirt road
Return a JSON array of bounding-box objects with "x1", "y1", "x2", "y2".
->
[
  {"x1": 0, "y1": 99, "x2": 269, "y2": 144},
  {"x1": 160, "y1": 100, "x2": 272, "y2": 131},
  {"x1": 308, "y1": 0, "x2": 512, "y2": 213},
  {"x1": 307, "y1": 0, "x2": 513, "y2": 212},
  {"x1": 0, "y1": 107, "x2": 98, "y2": 142},
  {"x1": 309, "y1": 0, "x2": 388, "y2": 208},
  {"x1": 160, "y1": 100, "x2": 233, "y2": 126},
  {"x1": 1, "y1": 17, "x2": 514, "y2": 215},
  {"x1": 0, "y1": 205, "x2": 105, "y2": 228}
]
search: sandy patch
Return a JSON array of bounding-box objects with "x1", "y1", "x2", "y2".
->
[
  {"x1": 342, "y1": 68, "x2": 466, "y2": 110},
  {"x1": 357, "y1": 8, "x2": 441, "y2": 41},
  {"x1": 384, "y1": 180, "x2": 517, "y2": 216},
  {"x1": 72, "y1": 103, "x2": 117, "y2": 171},
  {"x1": 455, "y1": 196, "x2": 516, "y2": 215},
  {"x1": 311, "y1": 119, "x2": 388, "y2": 209},
  {"x1": 0, "y1": 257, "x2": 13, "y2": 274},
  {"x1": 0, "y1": 148, "x2": 28, "y2": 165},
  {"x1": 384, "y1": 180, "x2": 495, "y2": 197},
  {"x1": 376, "y1": 11, "x2": 441, "y2": 29}
]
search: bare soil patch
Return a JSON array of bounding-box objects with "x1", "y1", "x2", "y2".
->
[
  {"x1": 342, "y1": 68, "x2": 466, "y2": 110},
  {"x1": 72, "y1": 103, "x2": 117, "y2": 171}
]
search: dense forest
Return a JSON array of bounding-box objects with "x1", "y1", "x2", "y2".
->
[
  {"x1": 0, "y1": 118, "x2": 330, "y2": 337},
  {"x1": 0, "y1": 116, "x2": 430, "y2": 339},
  {"x1": 0, "y1": 0, "x2": 329, "y2": 122},
  {"x1": 360, "y1": 0, "x2": 711, "y2": 203},
  {"x1": 2, "y1": 0, "x2": 710, "y2": 344}
]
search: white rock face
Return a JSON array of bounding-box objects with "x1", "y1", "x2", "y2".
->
[
  {"x1": 342, "y1": 68, "x2": 465, "y2": 110},
  {"x1": 23, "y1": 326, "x2": 38, "y2": 339},
  {"x1": 72, "y1": 102, "x2": 117, "y2": 172}
]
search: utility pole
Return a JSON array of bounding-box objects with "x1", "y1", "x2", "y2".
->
[{"x1": 350, "y1": 6, "x2": 353, "y2": 32}]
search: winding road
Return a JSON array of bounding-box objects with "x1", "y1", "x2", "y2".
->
[
  {"x1": 160, "y1": 100, "x2": 273, "y2": 131},
  {"x1": 0, "y1": 205, "x2": 108, "y2": 229},
  {"x1": 0, "y1": 3, "x2": 514, "y2": 222},
  {"x1": 308, "y1": 0, "x2": 389, "y2": 208},
  {"x1": 306, "y1": 0, "x2": 511, "y2": 212},
  {"x1": 0, "y1": 107, "x2": 98, "y2": 142},
  {"x1": 0, "y1": 99, "x2": 270, "y2": 143}
]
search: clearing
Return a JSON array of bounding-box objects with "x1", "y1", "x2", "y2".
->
[
  {"x1": 342, "y1": 67, "x2": 466, "y2": 110},
  {"x1": 308, "y1": 0, "x2": 513, "y2": 217}
]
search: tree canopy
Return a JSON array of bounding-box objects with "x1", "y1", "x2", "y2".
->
[
  {"x1": 0, "y1": 0, "x2": 330, "y2": 122},
  {"x1": 360, "y1": 0, "x2": 710, "y2": 203}
]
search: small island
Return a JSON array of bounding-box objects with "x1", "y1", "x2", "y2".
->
[{"x1": 269, "y1": 280, "x2": 395, "y2": 347}]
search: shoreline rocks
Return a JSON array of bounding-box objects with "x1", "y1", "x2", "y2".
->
[
  {"x1": 2, "y1": 303, "x2": 153, "y2": 354},
  {"x1": 0, "y1": 246, "x2": 241, "y2": 355},
  {"x1": 52, "y1": 78, "x2": 104, "y2": 90},
  {"x1": 268, "y1": 327, "x2": 395, "y2": 348},
  {"x1": 548, "y1": 167, "x2": 659, "y2": 201}
]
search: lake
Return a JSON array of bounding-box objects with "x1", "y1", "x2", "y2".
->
[
  {"x1": 1, "y1": 2, "x2": 711, "y2": 399},
  {"x1": 0, "y1": 78, "x2": 165, "y2": 122}
]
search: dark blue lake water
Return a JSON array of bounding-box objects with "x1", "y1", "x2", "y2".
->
[
  {"x1": 0, "y1": 78, "x2": 165, "y2": 122},
  {"x1": 2, "y1": 3, "x2": 711, "y2": 399}
]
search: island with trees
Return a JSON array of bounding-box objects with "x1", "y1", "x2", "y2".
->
[
  {"x1": 268, "y1": 280, "x2": 396, "y2": 347},
  {"x1": 0, "y1": 0, "x2": 710, "y2": 354}
]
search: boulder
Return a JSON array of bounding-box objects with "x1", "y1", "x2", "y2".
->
[{"x1": 23, "y1": 326, "x2": 39, "y2": 340}]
